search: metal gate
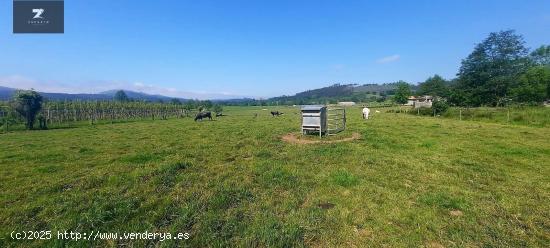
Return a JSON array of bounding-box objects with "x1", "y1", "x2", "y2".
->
[{"x1": 327, "y1": 108, "x2": 346, "y2": 135}]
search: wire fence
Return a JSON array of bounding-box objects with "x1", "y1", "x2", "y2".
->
[
  {"x1": 387, "y1": 106, "x2": 550, "y2": 127},
  {"x1": 0, "y1": 101, "x2": 194, "y2": 132}
]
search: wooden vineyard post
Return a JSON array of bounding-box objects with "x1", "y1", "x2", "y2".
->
[
  {"x1": 343, "y1": 108, "x2": 346, "y2": 130},
  {"x1": 47, "y1": 107, "x2": 51, "y2": 126}
]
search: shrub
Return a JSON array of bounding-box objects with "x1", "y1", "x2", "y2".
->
[
  {"x1": 213, "y1": 104, "x2": 223, "y2": 114},
  {"x1": 418, "y1": 107, "x2": 433, "y2": 116},
  {"x1": 12, "y1": 90, "x2": 43, "y2": 130},
  {"x1": 432, "y1": 100, "x2": 449, "y2": 115}
]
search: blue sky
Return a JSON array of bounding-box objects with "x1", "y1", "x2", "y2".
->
[{"x1": 1, "y1": 0, "x2": 549, "y2": 99}]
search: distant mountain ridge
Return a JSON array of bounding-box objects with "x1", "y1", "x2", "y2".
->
[
  {"x1": 99, "y1": 89, "x2": 185, "y2": 102},
  {"x1": 2, "y1": 82, "x2": 420, "y2": 103},
  {"x1": 0, "y1": 86, "x2": 188, "y2": 102},
  {"x1": 0, "y1": 86, "x2": 15, "y2": 100}
]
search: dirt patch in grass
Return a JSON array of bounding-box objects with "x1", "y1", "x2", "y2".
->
[
  {"x1": 354, "y1": 226, "x2": 372, "y2": 238},
  {"x1": 449, "y1": 210, "x2": 463, "y2": 216},
  {"x1": 282, "y1": 132, "x2": 360, "y2": 145},
  {"x1": 318, "y1": 202, "x2": 335, "y2": 209}
]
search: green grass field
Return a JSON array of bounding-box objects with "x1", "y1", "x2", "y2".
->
[{"x1": 1, "y1": 106, "x2": 549, "y2": 247}]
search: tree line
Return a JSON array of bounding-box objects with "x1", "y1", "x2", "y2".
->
[
  {"x1": 394, "y1": 30, "x2": 549, "y2": 107},
  {"x1": 240, "y1": 30, "x2": 549, "y2": 107}
]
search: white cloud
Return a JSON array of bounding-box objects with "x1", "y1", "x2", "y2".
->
[
  {"x1": 0, "y1": 75, "x2": 77, "y2": 93},
  {"x1": 0, "y1": 75, "x2": 249, "y2": 100},
  {"x1": 127, "y1": 81, "x2": 246, "y2": 100},
  {"x1": 376, "y1": 54, "x2": 400, "y2": 64}
]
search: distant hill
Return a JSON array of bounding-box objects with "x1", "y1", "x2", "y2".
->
[
  {"x1": 0, "y1": 86, "x2": 189, "y2": 102},
  {"x1": 354, "y1": 83, "x2": 419, "y2": 94},
  {"x1": 1, "y1": 82, "x2": 421, "y2": 104},
  {"x1": 99, "y1": 89, "x2": 186, "y2": 102},
  {"x1": 294, "y1": 84, "x2": 355, "y2": 98},
  {"x1": 0, "y1": 86, "x2": 16, "y2": 100},
  {"x1": 268, "y1": 83, "x2": 419, "y2": 104}
]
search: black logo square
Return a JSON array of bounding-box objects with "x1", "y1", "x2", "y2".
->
[{"x1": 13, "y1": 1, "x2": 64, "y2": 34}]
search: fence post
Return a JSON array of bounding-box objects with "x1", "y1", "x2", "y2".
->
[
  {"x1": 507, "y1": 108, "x2": 510, "y2": 123},
  {"x1": 459, "y1": 109, "x2": 462, "y2": 121}
]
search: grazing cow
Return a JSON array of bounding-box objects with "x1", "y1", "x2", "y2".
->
[
  {"x1": 362, "y1": 107, "x2": 370, "y2": 120},
  {"x1": 271, "y1": 111, "x2": 283, "y2": 117},
  {"x1": 215, "y1": 113, "x2": 224, "y2": 117},
  {"x1": 195, "y1": 112, "x2": 212, "y2": 121}
]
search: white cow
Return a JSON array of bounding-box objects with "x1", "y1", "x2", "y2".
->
[{"x1": 362, "y1": 107, "x2": 370, "y2": 120}]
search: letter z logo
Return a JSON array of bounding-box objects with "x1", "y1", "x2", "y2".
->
[{"x1": 32, "y1": 9, "x2": 45, "y2": 19}]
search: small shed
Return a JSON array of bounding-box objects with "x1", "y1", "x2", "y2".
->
[
  {"x1": 406, "y1": 96, "x2": 417, "y2": 106},
  {"x1": 338, "y1": 101, "x2": 356, "y2": 106},
  {"x1": 301, "y1": 105, "x2": 327, "y2": 137}
]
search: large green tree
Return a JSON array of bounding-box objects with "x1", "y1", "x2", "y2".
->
[
  {"x1": 456, "y1": 30, "x2": 530, "y2": 106},
  {"x1": 393, "y1": 81, "x2": 411, "y2": 104},
  {"x1": 510, "y1": 66, "x2": 550, "y2": 103},
  {"x1": 12, "y1": 90, "x2": 43, "y2": 130},
  {"x1": 418, "y1": 74, "x2": 450, "y2": 97},
  {"x1": 530, "y1": 45, "x2": 550, "y2": 66}
]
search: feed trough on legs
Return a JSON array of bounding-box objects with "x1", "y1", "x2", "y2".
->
[{"x1": 301, "y1": 105, "x2": 327, "y2": 137}]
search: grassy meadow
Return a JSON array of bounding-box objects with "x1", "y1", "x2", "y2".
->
[{"x1": 1, "y1": 106, "x2": 549, "y2": 247}]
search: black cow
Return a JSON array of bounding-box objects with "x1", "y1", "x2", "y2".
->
[
  {"x1": 271, "y1": 111, "x2": 283, "y2": 117},
  {"x1": 195, "y1": 112, "x2": 212, "y2": 121}
]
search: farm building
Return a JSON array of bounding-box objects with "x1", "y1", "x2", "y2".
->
[
  {"x1": 338, "y1": 101, "x2": 356, "y2": 106},
  {"x1": 406, "y1": 96, "x2": 417, "y2": 106},
  {"x1": 407, "y1": 95, "x2": 434, "y2": 108}
]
